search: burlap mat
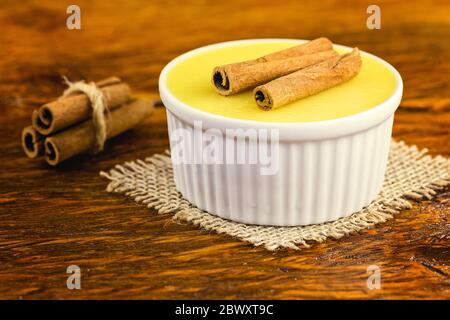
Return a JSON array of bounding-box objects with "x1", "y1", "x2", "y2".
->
[{"x1": 100, "y1": 140, "x2": 449, "y2": 250}]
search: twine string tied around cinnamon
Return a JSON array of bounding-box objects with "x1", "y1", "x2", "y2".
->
[{"x1": 60, "y1": 76, "x2": 110, "y2": 153}]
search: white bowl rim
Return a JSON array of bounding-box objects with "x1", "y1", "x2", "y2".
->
[{"x1": 159, "y1": 38, "x2": 403, "y2": 141}]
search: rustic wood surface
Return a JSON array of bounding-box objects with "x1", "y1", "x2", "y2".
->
[{"x1": 0, "y1": 0, "x2": 449, "y2": 299}]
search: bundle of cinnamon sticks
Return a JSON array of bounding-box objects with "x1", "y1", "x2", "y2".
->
[
  {"x1": 212, "y1": 38, "x2": 362, "y2": 110},
  {"x1": 22, "y1": 77, "x2": 154, "y2": 165}
]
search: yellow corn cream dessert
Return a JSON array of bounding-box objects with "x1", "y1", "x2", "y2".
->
[{"x1": 166, "y1": 40, "x2": 397, "y2": 122}]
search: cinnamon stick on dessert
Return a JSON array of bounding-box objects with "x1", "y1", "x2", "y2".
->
[
  {"x1": 254, "y1": 48, "x2": 362, "y2": 110},
  {"x1": 33, "y1": 77, "x2": 131, "y2": 135},
  {"x1": 21, "y1": 122, "x2": 45, "y2": 159},
  {"x1": 44, "y1": 99, "x2": 153, "y2": 166},
  {"x1": 213, "y1": 50, "x2": 338, "y2": 96},
  {"x1": 212, "y1": 37, "x2": 334, "y2": 95}
]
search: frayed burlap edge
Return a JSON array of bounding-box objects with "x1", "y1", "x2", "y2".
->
[{"x1": 100, "y1": 140, "x2": 450, "y2": 251}]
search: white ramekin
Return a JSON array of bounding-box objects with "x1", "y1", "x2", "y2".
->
[{"x1": 159, "y1": 39, "x2": 403, "y2": 226}]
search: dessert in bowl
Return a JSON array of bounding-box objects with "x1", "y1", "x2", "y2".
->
[{"x1": 159, "y1": 39, "x2": 402, "y2": 226}]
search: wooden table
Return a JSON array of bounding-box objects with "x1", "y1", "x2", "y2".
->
[{"x1": 0, "y1": 0, "x2": 448, "y2": 299}]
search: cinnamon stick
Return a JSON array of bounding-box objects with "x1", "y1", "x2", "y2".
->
[
  {"x1": 212, "y1": 37, "x2": 333, "y2": 95},
  {"x1": 33, "y1": 77, "x2": 131, "y2": 135},
  {"x1": 44, "y1": 99, "x2": 153, "y2": 166},
  {"x1": 21, "y1": 122, "x2": 45, "y2": 159},
  {"x1": 213, "y1": 50, "x2": 338, "y2": 96},
  {"x1": 254, "y1": 48, "x2": 362, "y2": 110}
]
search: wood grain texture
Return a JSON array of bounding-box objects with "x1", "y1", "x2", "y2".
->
[{"x1": 0, "y1": 0, "x2": 449, "y2": 299}]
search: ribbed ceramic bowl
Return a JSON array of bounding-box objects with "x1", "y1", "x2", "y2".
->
[{"x1": 159, "y1": 39, "x2": 403, "y2": 226}]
